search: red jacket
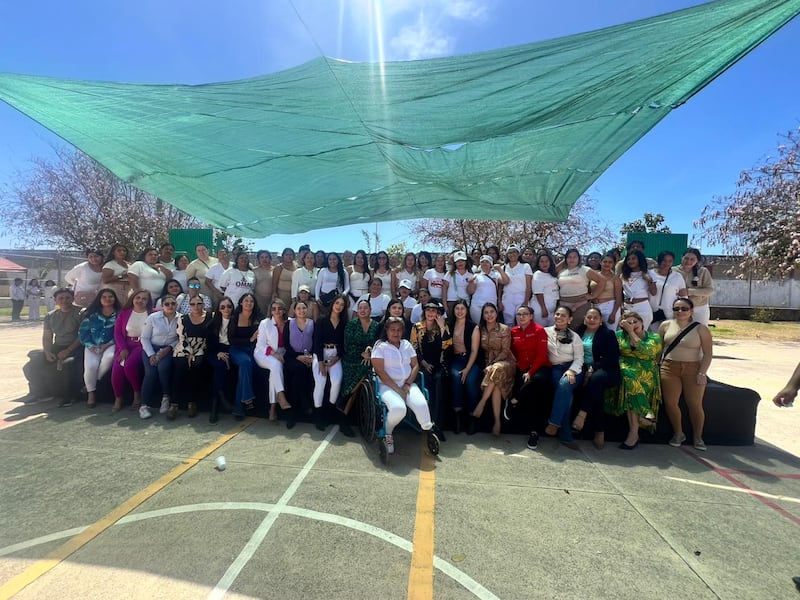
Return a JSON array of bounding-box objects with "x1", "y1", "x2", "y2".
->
[{"x1": 511, "y1": 322, "x2": 549, "y2": 376}]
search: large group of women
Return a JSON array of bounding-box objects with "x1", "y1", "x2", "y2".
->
[{"x1": 64, "y1": 239, "x2": 715, "y2": 454}]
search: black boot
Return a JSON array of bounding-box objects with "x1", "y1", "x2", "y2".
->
[
  {"x1": 452, "y1": 411, "x2": 462, "y2": 435},
  {"x1": 339, "y1": 411, "x2": 355, "y2": 437},
  {"x1": 467, "y1": 415, "x2": 478, "y2": 435},
  {"x1": 314, "y1": 407, "x2": 326, "y2": 431},
  {"x1": 209, "y1": 392, "x2": 219, "y2": 424}
]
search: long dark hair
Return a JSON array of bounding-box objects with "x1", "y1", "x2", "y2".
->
[
  {"x1": 447, "y1": 298, "x2": 473, "y2": 331},
  {"x1": 233, "y1": 292, "x2": 263, "y2": 326},
  {"x1": 621, "y1": 250, "x2": 647, "y2": 279},
  {"x1": 210, "y1": 296, "x2": 235, "y2": 337},
  {"x1": 479, "y1": 302, "x2": 500, "y2": 330},
  {"x1": 326, "y1": 252, "x2": 347, "y2": 291},
  {"x1": 104, "y1": 243, "x2": 129, "y2": 264},
  {"x1": 684, "y1": 248, "x2": 702, "y2": 278},
  {"x1": 536, "y1": 250, "x2": 557, "y2": 277},
  {"x1": 327, "y1": 294, "x2": 350, "y2": 326},
  {"x1": 352, "y1": 249, "x2": 371, "y2": 279},
  {"x1": 159, "y1": 278, "x2": 184, "y2": 299},
  {"x1": 83, "y1": 287, "x2": 121, "y2": 318}
]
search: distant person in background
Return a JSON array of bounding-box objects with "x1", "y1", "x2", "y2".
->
[
  {"x1": 26, "y1": 278, "x2": 43, "y2": 321},
  {"x1": 158, "y1": 243, "x2": 176, "y2": 269},
  {"x1": 773, "y1": 362, "x2": 800, "y2": 407},
  {"x1": 253, "y1": 249, "x2": 274, "y2": 317},
  {"x1": 674, "y1": 248, "x2": 714, "y2": 326},
  {"x1": 65, "y1": 249, "x2": 104, "y2": 307},
  {"x1": 43, "y1": 280, "x2": 57, "y2": 313},
  {"x1": 171, "y1": 253, "x2": 190, "y2": 292}
]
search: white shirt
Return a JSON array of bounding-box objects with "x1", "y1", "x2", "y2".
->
[
  {"x1": 127, "y1": 261, "x2": 166, "y2": 301},
  {"x1": 359, "y1": 293, "x2": 391, "y2": 318},
  {"x1": 218, "y1": 267, "x2": 255, "y2": 306},
  {"x1": 502, "y1": 262, "x2": 532, "y2": 296},
  {"x1": 649, "y1": 270, "x2": 685, "y2": 318},
  {"x1": 445, "y1": 270, "x2": 472, "y2": 302},
  {"x1": 371, "y1": 339, "x2": 416, "y2": 387},
  {"x1": 141, "y1": 311, "x2": 179, "y2": 356},
  {"x1": 470, "y1": 271, "x2": 499, "y2": 307},
  {"x1": 532, "y1": 271, "x2": 560, "y2": 303},
  {"x1": 205, "y1": 262, "x2": 227, "y2": 290},
  {"x1": 65, "y1": 261, "x2": 103, "y2": 294},
  {"x1": 423, "y1": 268, "x2": 447, "y2": 299},
  {"x1": 292, "y1": 266, "x2": 318, "y2": 299},
  {"x1": 315, "y1": 268, "x2": 349, "y2": 297}
]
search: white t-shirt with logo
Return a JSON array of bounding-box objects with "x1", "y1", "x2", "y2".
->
[{"x1": 218, "y1": 267, "x2": 255, "y2": 307}]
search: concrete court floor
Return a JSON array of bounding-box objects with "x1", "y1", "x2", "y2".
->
[{"x1": 0, "y1": 319, "x2": 799, "y2": 599}]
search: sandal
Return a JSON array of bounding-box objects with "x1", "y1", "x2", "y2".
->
[
  {"x1": 243, "y1": 399, "x2": 255, "y2": 411},
  {"x1": 571, "y1": 411, "x2": 586, "y2": 432},
  {"x1": 544, "y1": 423, "x2": 558, "y2": 436}
]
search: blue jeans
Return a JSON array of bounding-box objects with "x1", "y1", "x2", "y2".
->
[
  {"x1": 449, "y1": 354, "x2": 481, "y2": 412},
  {"x1": 141, "y1": 346, "x2": 173, "y2": 407},
  {"x1": 228, "y1": 346, "x2": 255, "y2": 411},
  {"x1": 549, "y1": 363, "x2": 583, "y2": 442}
]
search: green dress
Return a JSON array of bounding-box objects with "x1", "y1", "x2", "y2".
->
[
  {"x1": 606, "y1": 330, "x2": 662, "y2": 426},
  {"x1": 342, "y1": 318, "x2": 381, "y2": 396}
]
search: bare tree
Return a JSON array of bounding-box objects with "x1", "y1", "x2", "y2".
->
[
  {"x1": 407, "y1": 195, "x2": 614, "y2": 254},
  {"x1": 0, "y1": 147, "x2": 203, "y2": 253},
  {"x1": 696, "y1": 128, "x2": 800, "y2": 278}
]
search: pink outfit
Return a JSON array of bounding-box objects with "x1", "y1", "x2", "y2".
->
[{"x1": 112, "y1": 308, "x2": 146, "y2": 396}]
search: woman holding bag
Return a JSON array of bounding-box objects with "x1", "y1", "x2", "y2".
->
[{"x1": 658, "y1": 298, "x2": 713, "y2": 451}]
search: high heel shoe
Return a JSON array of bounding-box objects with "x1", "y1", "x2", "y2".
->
[
  {"x1": 544, "y1": 424, "x2": 558, "y2": 436},
  {"x1": 618, "y1": 440, "x2": 639, "y2": 450},
  {"x1": 571, "y1": 412, "x2": 586, "y2": 432}
]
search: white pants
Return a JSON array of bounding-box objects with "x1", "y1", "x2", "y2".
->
[
  {"x1": 692, "y1": 304, "x2": 710, "y2": 326},
  {"x1": 595, "y1": 299, "x2": 619, "y2": 331},
  {"x1": 624, "y1": 301, "x2": 653, "y2": 331},
  {"x1": 312, "y1": 350, "x2": 342, "y2": 408},
  {"x1": 254, "y1": 353, "x2": 285, "y2": 404},
  {"x1": 379, "y1": 383, "x2": 432, "y2": 435},
  {"x1": 502, "y1": 292, "x2": 525, "y2": 326},
  {"x1": 531, "y1": 297, "x2": 557, "y2": 327},
  {"x1": 83, "y1": 345, "x2": 115, "y2": 392},
  {"x1": 28, "y1": 298, "x2": 41, "y2": 321}
]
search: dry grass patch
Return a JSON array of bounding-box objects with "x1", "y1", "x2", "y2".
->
[{"x1": 710, "y1": 319, "x2": 800, "y2": 342}]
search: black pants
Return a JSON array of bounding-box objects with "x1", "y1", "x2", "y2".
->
[
  {"x1": 420, "y1": 369, "x2": 444, "y2": 426},
  {"x1": 172, "y1": 356, "x2": 206, "y2": 408},
  {"x1": 512, "y1": 367, "x2": 552, "y2": 433},
  {"x1": 11, "y1": 299, "x2": 24, "y2": 321},
  {"x1": 575, "y1": 367, "x2": 617, "y2": 434},
  {"x1": 284, "y1": 357, "x2": 314, "y2": 417},
  {"x1": 22, "y1": 345, "x2": 83, "y2": 399}
]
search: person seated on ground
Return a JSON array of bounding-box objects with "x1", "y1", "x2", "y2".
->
[
  {"x1": 289, "y1": 284, "x2": 319, "y2": 321},
  {"x1": 444, "y1": 299, "x2": 482, "y2": 434},
  {"x1": 410, "y1": 299, "x2": 451, "y2": 441},
  {"x1": 359, "y1": 277, "x2": 391, "y2": 321},
  {"x1": 396, "y1": 279, "x2": 416, "y2": 321},
  {"x1": 542, "y1": 306, "x2": 584, "y2": 449},
  {"x1": 207, "y1": 297, "x2": 236, "y2": 423},
  {"x1": 773, "y1": 361, "x2": 800, "y2": 407},
  {"x1": 572, "y1": 307, "x2": 620, "y2": 449},
  {"x1": 139, "y1": 293, "x2": 179, "y2": 419},
  {"x1": 281, "y1": 299, "x2": 316, "y2": 429},
  {"x1": 607, "y1": 311, "x2": 662, "y2": 450},
  {"x1": 227, "y1": 293, "x2": 262, "y2": 417},
  {"x1": 340, "y1": 299, "x2": 381, "y2": 427},
  {"x1": 311, "y1": 295, "x2": 348, "y2": 430},
  {"x1": 254, "y1": 298, "x2": 293, "y2": 422},
  {"x1": 471, "y1": 302, "x2": 516, "y2": 436},
  {"x1": 507, "y1": 304, "x2": 549, "y2": 449},
  {"x1": 371, "y1": 316, "x2": 439, "y2": 456},
  {"x1": 23, "y1": 287, "x2": 84, "y2": 405},
  {"x1": 79, "y1": 288, "x2": 120, "y2": 409},
  {"x1": 154, "y1": 279, "x2": 183, "y2": 311},
  {"x1": 167, "y1": 294, "x2": 213, "y2": 420},
  {"x1": 112, "y1": 290, "x2": 153, "y2": 414},
  {"x1": 176, "y1": 276, "x2": 213, "y2": 313},
  {"x1": 658, "y1": 297, "x2": 713, "y2": 451}
]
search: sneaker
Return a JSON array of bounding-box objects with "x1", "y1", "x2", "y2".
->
[
  {"x1": 503, "y1": 398, "x2": 517, "y2": 421},
  {"x1": 57, "y1": 398, "x2": 73, "y2": 407},
  {"x1": 139, "y1": 405, "x2": 153, "y2": 419},
  {"x1": 527, "y1": 431, "x2": 539, "y2": 450},
  {"x1": 693, "y1": 438, "x2": 707, "y2": 451},
  {"x1": 384, "y1": 434, "x2": 395, "y2": 454},
  {"x1": 669, "y1": 432, "x2": 687, "y2": 447},
  {"x1": 159, "y1": 396, "x2": 170, "y2": 414}
]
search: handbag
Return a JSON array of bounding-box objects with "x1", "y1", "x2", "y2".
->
[
  {"x1": 319, "y1": 288, "x2": 338, "y2": 307},
  {"x1": 651, "y1": 275, "x2": 669, "y2": 323}
]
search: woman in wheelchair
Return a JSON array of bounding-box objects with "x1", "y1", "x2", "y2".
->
[{"x1": 371, "y1": 317, "x2": 439, "y2": 455}]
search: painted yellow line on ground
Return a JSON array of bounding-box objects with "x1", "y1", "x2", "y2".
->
[
  {"x1": 407, "y1": 441, "x2": 436, "y2": 600},
  {"x1": 0, "y1": 418, "x2": 257, "y2": 600}
]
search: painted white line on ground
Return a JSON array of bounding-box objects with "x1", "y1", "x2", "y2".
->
[
  {"x1": 664, "y1": 476, "x2": 800, "y2": 503},
  {"x1": 207, "y1": 426, "x2": 339, "y2": 600},
  {"x1": 0, "y1": 502, "x2": 499, "y2": 600}
]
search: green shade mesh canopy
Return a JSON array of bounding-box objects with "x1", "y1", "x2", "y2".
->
[{"x1": 0, "y1": 0, "x2": 798, "y2": 237}]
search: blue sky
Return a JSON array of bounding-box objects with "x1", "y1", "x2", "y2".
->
[{"x1": 1, "y1": 0, "x2": 799, "y2": 253}]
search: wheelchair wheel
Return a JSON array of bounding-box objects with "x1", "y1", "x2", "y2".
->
[
  {"x1": 358, "y1": 378, "x2": 378, "y2": 443},
  {"x1": 426, "y1": 430, "x2": 440, "y2": 456}
]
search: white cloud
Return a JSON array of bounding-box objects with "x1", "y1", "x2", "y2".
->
[
  {"x1": 390, "y1": 13, "x2": 453, "y2": 60},
  {"x1": 385, "y1": 0, "x2": 490, "y2": 61}
]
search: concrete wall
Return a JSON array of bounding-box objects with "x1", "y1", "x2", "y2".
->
[{"x1": 713, "y1": 279, "x2": 800, "y2": 308}]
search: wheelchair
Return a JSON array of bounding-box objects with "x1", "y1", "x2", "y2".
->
[{"x1": 356, "y1": 369, "x2": 440, "y2": 464}]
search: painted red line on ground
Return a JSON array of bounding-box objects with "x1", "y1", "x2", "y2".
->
[
  {"x1": 681, "y1": 448, "x2": 800, "y2": 527},
  {"x1": 718, "y1": 468, "x2": 800, "y2": 481}
]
